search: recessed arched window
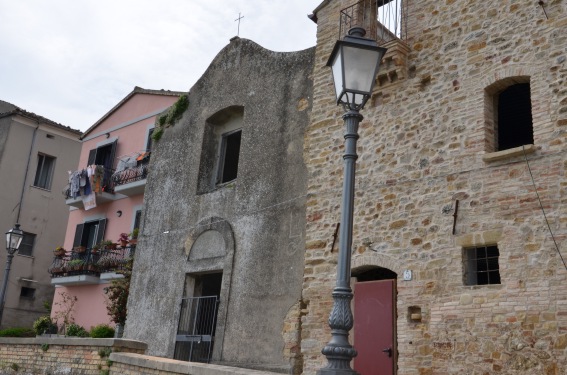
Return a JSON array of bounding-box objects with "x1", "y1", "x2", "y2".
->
[
  {"x1": 197, "y1": 106, "x2": 244, "y2": 194},
  {"x1": 485, "y1": 77, "x2": 534, "y2": 152}
]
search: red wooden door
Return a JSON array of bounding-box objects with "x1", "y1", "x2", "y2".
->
[{"x1": 353, "y1": 280, "x2": 395, "y2": 375}]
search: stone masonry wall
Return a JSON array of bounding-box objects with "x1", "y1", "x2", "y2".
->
[
  {"x1": 302, "y1": 1, "x2": 567, "y2": 374},
  {"x1": 0, "y1": 337, "x2": 146, "y2": 374}
]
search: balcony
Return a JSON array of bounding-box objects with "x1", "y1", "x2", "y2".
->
[
  {"x1": 113, "y1": 154, "x2": 150, "y2": 197},
  {"x1": 64, "y1": 166, "x2": 116, "y2": 208},
  {"x1": 49, "y1": 245, "x2": 135, "y2": 286}
]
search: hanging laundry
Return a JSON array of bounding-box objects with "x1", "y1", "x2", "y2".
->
[
  {"x1": 69, "y1": 170, "x2": 81, "y2": 198},
  {"x1": 83, "y1": 192, "x2": 97, "y2": 210}
]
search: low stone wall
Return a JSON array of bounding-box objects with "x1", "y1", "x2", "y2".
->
[
  {"x1": 0, "y1": 338, "x2": 283, "y2": 375},
  {"x1": 0, "y1": 337, "x2": 146, "y2": 374},
  {"x1": 110, "y1": 353, "x2": 284, "y2": 375}
]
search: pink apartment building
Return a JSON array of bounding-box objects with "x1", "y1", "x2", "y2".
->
[{"x1": 50, "y1": 87, "x2": 183, "y2": 331}]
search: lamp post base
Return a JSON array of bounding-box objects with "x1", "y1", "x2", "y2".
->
[{"x1": 317, "y1": 369, "x2": 360, "y2": 375}]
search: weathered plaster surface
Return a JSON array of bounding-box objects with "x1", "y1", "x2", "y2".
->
[{"x1": 126, "y1": 38, "x2": 314, "y2": 373}]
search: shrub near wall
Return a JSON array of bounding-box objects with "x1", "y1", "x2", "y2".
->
[{"x1": 0, "y1": 337, "x2": 146, "y2": 374}]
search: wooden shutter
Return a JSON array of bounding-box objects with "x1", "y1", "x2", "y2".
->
[
  {"x1": 95, "y1": 219, "x2": 107, "y2": 245},
  {"x1": 134, "y1": 210, "x2": 142, "y2": 230},
  {"x1": 146, "y1": 129, "x2": 154, "y2": 151},
  {"x1": 73, "y1": 224, "x2": 85, "y2": 248},
  {"x1": 108, "y1": 140, "x2": 118, "y2": 169},
  {"x1": 87, "y1": 149, "x2": 97, "y2": 166}
]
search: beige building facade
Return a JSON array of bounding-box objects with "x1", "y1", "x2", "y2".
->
[
  {"x1": 301, "y1": 0, "x2": 567, "y2": 374},
  {"x1": 0, "y1": 101, "x2": 81, "y2": 328}
]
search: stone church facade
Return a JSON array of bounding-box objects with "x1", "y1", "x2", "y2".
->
[
  {"x1": 125, "y1": 38, "x2": 314, "y2": 373},
  {"x1": 126, "y1": 0, "x2": 567, "y2": 374}
]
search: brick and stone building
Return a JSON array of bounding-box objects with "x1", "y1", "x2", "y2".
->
[{"x1": 300, "y1": 0, "x2": 567, "y2": 374}]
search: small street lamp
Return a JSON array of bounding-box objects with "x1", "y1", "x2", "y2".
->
[
  {"x1": 318, "y1": 27, "x2": 387, "y2": 375},
  {"x1": 0, "y1": 224, "x2": 24, "y2": 326}
]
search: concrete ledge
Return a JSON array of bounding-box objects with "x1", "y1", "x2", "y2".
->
[
  {"x1": 111, "y1": 353, "x2": 283, "y2": 375},
  {"x1": 0, "y1": 337, "x2": 147, "y2": 350},
  {"x1": 482, "y1": 144, "x2": 535, "y2": 162}
]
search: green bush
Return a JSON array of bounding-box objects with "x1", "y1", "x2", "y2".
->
[
  {"x1": 0, "y1": 327, "x2": 35, "y2": 337},
  {"x1": 32, "y1": 316, "x2": 57, "y2": 335},
  {"x1": 66, "y1": 323, "x2": 89, "y2": 337},
  {"x1": 90, "y1": 324, "x2": 115, "y2": 338},
  {"x1": 151, "y1": 127, "x2": 164, "y2": 141}
]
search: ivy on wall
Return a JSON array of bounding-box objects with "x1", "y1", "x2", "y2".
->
[{"x1": 152, "y1": 94, "x2": 189, "y2": 142}]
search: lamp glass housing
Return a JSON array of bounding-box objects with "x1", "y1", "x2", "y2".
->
[
  {"x1": 5, "y1": 225, "x2": 23, "y2": 253},
  {"x1": 327, "y1": 35, "x2": 387, "y2": 107}
]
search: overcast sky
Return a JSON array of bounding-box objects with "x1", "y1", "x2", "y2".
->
[{"x1": 0, "y1": 0, "x2": 321, "y2": 131}]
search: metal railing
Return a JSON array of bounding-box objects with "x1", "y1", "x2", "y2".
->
[
  {"x1": 339, "y1": 0, "x2": 407, "y2": 45},
  {"x1": 174, "y1": 296, "x2": 219, "y2": 363},
  {"x1": 48, "y1": 245, "x2": 135, "y2": 278},
  {"x1": 112, "y1": 158, "x2": 150, "y2": 187}
]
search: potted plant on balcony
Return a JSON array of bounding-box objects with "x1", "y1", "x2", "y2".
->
[
  {"x1": 67, "y1": 259, "x2": 85, "y2": 272},
  {"x1": 118, "y1": 233, "x2": 129, "y2": 248},
  {"x1": 49, "y1": 266, "x2": 66, "y2": 276},
  {"x1": 73, "y1": 245, "x2": 87, "y2": 254},
  {"x1": 101, "y1": 240, "x2": 117, "y2": 250},
  {"x1": 53, "y1": 246, "x2": 66, "y2": 257},
  {"x1": 91, "y1": 243, "x2": 101, "y2": 255},
  {"x1": 129, "y1": 228, "x2": 139, "y2": 245},
  {"x1": 97, "y1": 256, "x2": 117, "y2": 271}
]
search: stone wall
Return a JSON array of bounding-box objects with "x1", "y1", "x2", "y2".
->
[
  {"x1": 0, "y1": 337, "x2": 146, "y2": 374},
  {"x1": 302, "y1": 0, "x2": 567, "y2": 374},
  {"x1": 126, "y1": 37, "x2": 314, "y2": 373},
  {"x1": 110, "y1": 353, "x2": 285, "y2": 375},
  {"x1": 0, "y1": 338, "x2": 284, "y2": 375}
]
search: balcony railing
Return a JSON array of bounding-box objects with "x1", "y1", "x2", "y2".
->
[
  {"x1": 339, "y1": 0, "x2": 408, "y2": 45},
  {"x1": 64, "y1": 166, "x2": 115, "y2": 200},
  {"x1": 113, "y1": 157, "x2": 150, "y2": 187},
  {"x1": 49, "y1": 245, "x2": 135, "y2": 278}
]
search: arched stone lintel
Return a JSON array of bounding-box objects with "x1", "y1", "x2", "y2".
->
[
  {"x1": 184, "y1": 216, "x2": 235, "y2": 259},
  {"x1": 477, "y1": 64, "x2": 539, "y2": 91},
  {"x1": 351, "y1": 253, "x2": 403, "y2": 278}
]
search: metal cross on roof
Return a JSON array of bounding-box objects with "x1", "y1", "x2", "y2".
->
[{"x1": 235, "y1": 12, "x2": 244, "y2": 36}]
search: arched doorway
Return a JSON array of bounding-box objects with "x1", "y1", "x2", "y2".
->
[{"x1": 352, "y1": 266, "x2": 397, "y2": 375}]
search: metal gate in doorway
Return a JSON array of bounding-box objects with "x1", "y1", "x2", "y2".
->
[{"x1": 173, "y1": 296, "x2": 219, "y2": 363}]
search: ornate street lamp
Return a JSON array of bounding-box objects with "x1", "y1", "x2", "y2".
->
[
  {"x1": 0, "y1": 224, "x2": 23, "y2": 326},
  {"x1": 318, "y1": 27, "x2": 387, "y2": 375}
]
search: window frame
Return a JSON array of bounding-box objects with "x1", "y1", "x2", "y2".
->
[
  {"x1": 33, "y1": 153, "x2": 56, "y2": 190},
  {"x1": 463, "y1": 244, "x2": 501, "y2": 286},
  {"x1": 19, "y1": 287, "x2": 35, "y2": 300},
  {"x1": 484, "y1": 76, "x2": 533, "y2": 155},
  {"x1": 73, "y1": 218, "x2": 107, "y2": 250},
  {"x1": 17, "y1": 232, "x2": 36, "y2": 257},
  {"x1": 495, "y1": 82, "x2": 533, "y2": 151},
  {"x1": 216, "y1": 129, "x2": 242, "y2": 185}
]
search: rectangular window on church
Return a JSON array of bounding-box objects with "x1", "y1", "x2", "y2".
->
[
  {"x1": 217, "y1": 130, "x2": 241, "y2": 184},
  {"x1": 463, "y1": 245, "x2": 501, "y2": 286}
]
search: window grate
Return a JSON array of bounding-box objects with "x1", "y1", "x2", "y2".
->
[{"x1": 464, "y1": 245, "x2": 501, "y2": 286}]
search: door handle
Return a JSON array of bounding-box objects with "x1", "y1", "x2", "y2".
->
[{"x1": 382, "y1": 347, "x2": 392, "y2": 358}]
